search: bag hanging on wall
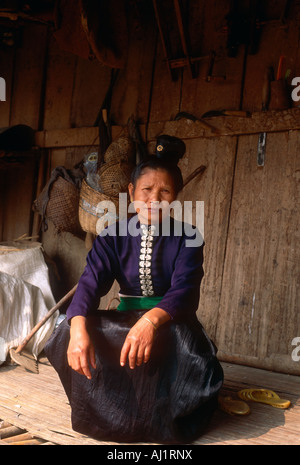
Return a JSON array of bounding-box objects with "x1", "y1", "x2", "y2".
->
[{"x1": 33, "y1": 165, "x2": 85, "y2": 238}]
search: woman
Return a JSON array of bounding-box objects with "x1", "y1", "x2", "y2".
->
[{"x1": 45, "y1": 135, "x2": 223, "y2": 444}]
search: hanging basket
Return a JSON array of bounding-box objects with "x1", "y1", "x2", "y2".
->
[
  {"x1": 33, "y1": 176, "x2": 83, "y2": 237},
  {"x1": 79, "y1": 178, "x2": 120, "y2": 235},
  {"x1": 98, "y1": 160, "x2": 133, "y2": 197},
  {"x1": 103, "y1": 135, "x2": 135, "y2": 164}
]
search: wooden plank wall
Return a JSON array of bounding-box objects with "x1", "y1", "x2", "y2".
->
[{"x1": 0, "y1": 0, "x2": 299, "y2": 375}]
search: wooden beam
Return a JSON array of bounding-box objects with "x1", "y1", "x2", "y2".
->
[
  {"x1": 148, "y1": 107, "x2": 300, "y2": 139},
  {"x1": 34, "y1": 107, "x2": 300, "y2": 148}
]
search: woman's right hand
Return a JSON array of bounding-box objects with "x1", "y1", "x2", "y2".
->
[{"x1": 67, "y1": 316, "x2": 96, "y2": 379}]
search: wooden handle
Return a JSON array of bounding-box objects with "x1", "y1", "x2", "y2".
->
[
  {"x1": 16, "y1": 284, "x2": 78, "y2": 353},
  {"x1": 262, "y1": 67, "x2": 272, "y2": 110},
  {"x1": 276, "y1": 55, "x2": 285, "y2": 81},
  {"x1": 198, "y1": 118, "x2": 220, "y2": 134},
  {"x1": 183, "y1": 165, "x2": 206, "y2": 187},
  {"x1": 223, "y1": 110, "x2": 250, "y2": 117}
]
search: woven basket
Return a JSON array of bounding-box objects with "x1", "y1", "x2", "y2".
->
[
  {"x1": 79, "y1": 178, "x2": 120, "y2": 235},
  {"x1": 34, "y1": 176, "x2": 83, "y2": 237},
  {"x1": 98, "y1": 160, "x2": 133, "y2": 197},
  {"x1": 103, "y1": 135, "x2": 135, "y2": 164}
]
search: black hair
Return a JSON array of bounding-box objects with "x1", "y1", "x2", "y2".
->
[
  {"x1": 130, "y1": 157, "x2": 184, "y2": 195},
  {"x1": 130, "y1": 135, "x2": 185, "y2": 195}
]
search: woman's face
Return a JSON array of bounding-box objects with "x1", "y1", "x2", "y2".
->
[{"x1": 128, "y1": 168, "x2": 177, "y2": 224}]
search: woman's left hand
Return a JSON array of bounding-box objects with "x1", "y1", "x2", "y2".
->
[
  {"x1": 120, "y1": 308, "x2": 170, "y2": 369},
  {"x1": 120, "y1": 317, "x2": 155, "y2": 369}
]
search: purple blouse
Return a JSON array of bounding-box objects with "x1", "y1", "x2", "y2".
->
[{"x1": 66, "y1": 217, "x2": 204, "y2": 321}]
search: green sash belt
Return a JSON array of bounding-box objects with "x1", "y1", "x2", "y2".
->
[{"x1": 117, "y1": 296, "x2": 163, "y2": 312}]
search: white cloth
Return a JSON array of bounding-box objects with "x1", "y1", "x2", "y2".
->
[
  {"x1": 0, "y1": 272, "x2": 57, "y2": 363},
  {"x1": 0, "y1": 243, "x2": 58, "y2": 364},
  {"x1": 0, "y1": 244, "x2": 56, "y2": 309}
]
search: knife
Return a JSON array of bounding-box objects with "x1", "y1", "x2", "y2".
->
[{"x1": 257, "y1": 67, "x2": 273, "y2": 166}]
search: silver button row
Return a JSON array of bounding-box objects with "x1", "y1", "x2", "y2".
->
[{"x1": 139, "y1": 225, "x2": 155, "y2": 296}]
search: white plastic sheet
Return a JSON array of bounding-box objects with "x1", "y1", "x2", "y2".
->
[
  {"x1": 0, "y1": 243, "x2": 56, "y2": 309},
  {"x1": 0, "y1": 242, "x2": 58, "y2": 364},
  {"x1": 0, "y1": 272, "x2": 57, "y2": 363}
]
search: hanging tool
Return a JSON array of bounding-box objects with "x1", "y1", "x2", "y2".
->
[
  {"x1": 152, "y1": 0, "x2": 177, "y2": 80},
  {"x1": 280, "y1": 0, "x2": 292, "y2": 24},
  {"x1": 183, "y1": 165, "x2": 206, "y2": 188},
  {"x1": 276, "y1": 55, "x2": 286, "y2": 81},
  {"x1": 127, "y1": 115, "x2": 148, "y2": 163},
  {"x1": 173, "y1": 0, "x2": 196, "y2": 79},
  {"x1": 174, "y1": 111, "x2": 219, "y2": 134},
  {"x1": 202, "y1": 110, "x2": 250, "y2": 118},
  {"x1": 9, "y1": 284, "x2": 78, "y2": 373},
  {"x1": 94, "y1": 68, "x2": 119, "y2": 168},
  {"x1": 153, "y1": 0, "x2": 202, "y2": 80},
  {"x1": 225, "y1": 0, "x2": 262, "y2": 57},
  {"x1": 257, "y1": 67, "x2": 272, "y2": 167},
  {"x1": 206, "y1": 51, "x2": 226, "y2": 82}
]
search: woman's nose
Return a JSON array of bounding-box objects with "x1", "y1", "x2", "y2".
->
[{"x1": 150, "y1": 191, "x2": 160, "y2": 202}]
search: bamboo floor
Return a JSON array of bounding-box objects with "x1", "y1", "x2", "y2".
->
[{"x1": 0, "y1": 359, "x2": 299, "y2": 445}]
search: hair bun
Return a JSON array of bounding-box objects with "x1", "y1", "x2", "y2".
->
[{"x1": 155, "y1": 135, "x2": 185, "y2": 164}]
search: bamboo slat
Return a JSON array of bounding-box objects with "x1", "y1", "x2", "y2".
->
[
  {"x1": 0, "y1": 419, "x2": 55, "y2": 445},
  {"x1": 0, "y1": 361, "x2": 299, "y2": 445}
]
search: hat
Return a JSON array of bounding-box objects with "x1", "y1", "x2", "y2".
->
[
  {"x1": 0, "y1": 124, "x2": 35, "y2": 151},
  {"x1": 155, "y1": 134, "x2": 185, "y2": 164}
]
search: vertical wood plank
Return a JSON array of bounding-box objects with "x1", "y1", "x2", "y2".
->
[
  {"x1": 49, "y1": 148, "x2": 67, "y2": 173},
  {"x1": 10, "y1": 25, "x2": 48, "y2": 129},
  {"x1": 148, "y1": 0, "x2": 183, "y2": 123},
  {"x1": 148, "y1": 39, "x2": 182, "y2": 122},
  {"x1": 242, "y1": 15, "x2": 299, "y2": 112},
  {"x1": 180, "y1": 0, "x2": 245, "y2": 116},
  {"x1": 215, "y1": 131, "x2": 300, "y2": 373},
  {"x1": 70, "y1": 57, "x2": 111, "y2": 128},
  {"x1": 43, "y1": 35, "x2": 77, "y2": 130},
  {"x1": 177, "y1": 136, "x2": 237, "y2": 339},
  {"x1": 110, "y1": 10, "x2": 158, "y2": 125},
  {"x1": 1, "y1": 156, "x2": 37, "y2": 241}
]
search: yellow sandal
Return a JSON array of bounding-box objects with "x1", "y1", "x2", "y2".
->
[
  {"x1": 238, "y1": 389, "x2": 291, "y2": 409},
  {"x1": 218, "y1": 396, "x2": 251, "y2": 416}
]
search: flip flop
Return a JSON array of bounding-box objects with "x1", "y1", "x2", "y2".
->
[
  {"x1": 238, "y1": 388, "x2": 279, "y2": 400},
  {"x1": 238, "y1": 389, "x2": 291, "y2": 409},
  {"x1": 218, "y1": 396, "x2": 251, "y2": 416}
]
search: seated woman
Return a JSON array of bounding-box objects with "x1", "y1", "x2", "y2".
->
[{"x1": 45, "y1": 135, "x2": 223, "y2": 444}]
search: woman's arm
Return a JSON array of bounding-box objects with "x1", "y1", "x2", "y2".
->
[
  {"x1": 66, "y1": 234, "x2": 116, "y2": 378},
  {"x1": 67, "y1": 316, "x2": 96, "y2": 379},
  {"x1": 120, "y1": 307, "x2": 170, "y2": 369},
  {"x1": 156, "y1": 237, "x2": 204, "y2": 319}
]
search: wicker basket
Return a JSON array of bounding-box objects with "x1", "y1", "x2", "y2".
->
[
  {"x1": 79, "y1": 178, "x2": 120, "y2": 235},
  {"x1": 33, "y1": 176, "x2": 83, "y2": 237},
  {"x1": 98, "y1": 160, "x2": 133, "y2": 197},
  {"x1": 104, "y1": 135, "x2": 135, "y2": 164}
]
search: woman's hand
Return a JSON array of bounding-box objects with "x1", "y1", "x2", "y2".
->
[
  {"x1": 120, "y1": 308, "x2": 170, "y2": 369},
  {"x1": 120, "y1": 317, "x2": 155, "y2": 369},
  {"x1": 67, "y1": 316, "x2": 96, "y2": 379}
]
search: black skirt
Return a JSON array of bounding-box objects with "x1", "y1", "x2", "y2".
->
[{"x1": 44, "y1": 310, "x2": 223, "y2": 444}]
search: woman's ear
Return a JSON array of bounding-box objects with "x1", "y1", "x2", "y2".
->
[{"x1": 128, "y1": 183, "x2": 134, "y2": 202}]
